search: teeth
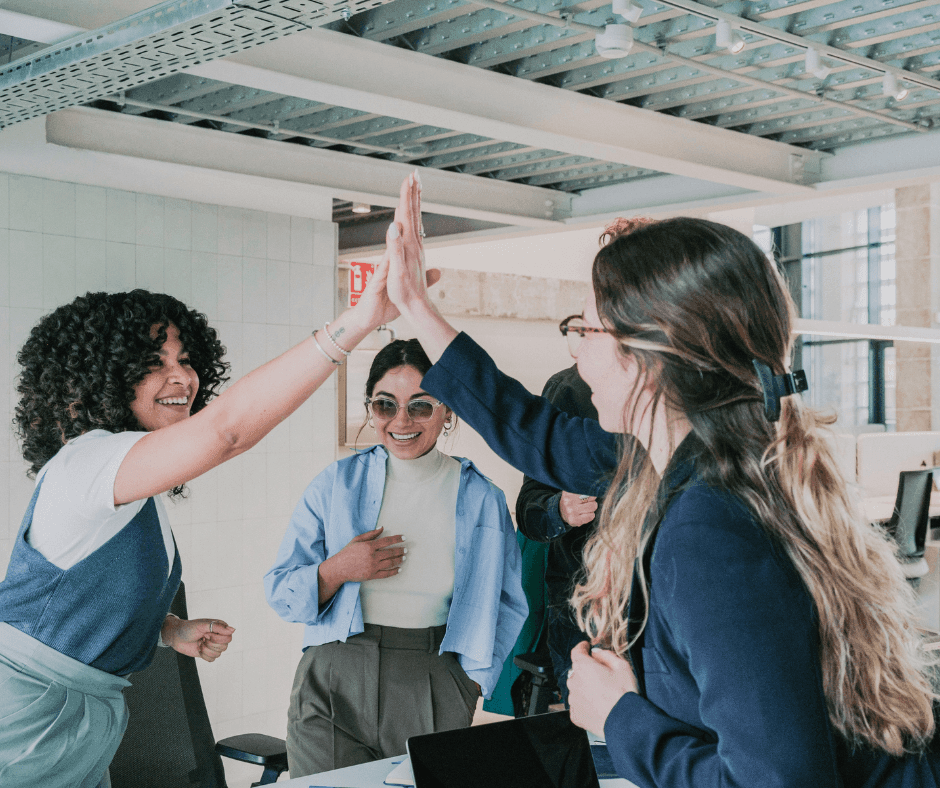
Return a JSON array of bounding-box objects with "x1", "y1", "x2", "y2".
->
[
  {"x1": 391, "y1": 432, "x2": 419, "y2": 441},
  {"x1": 157, "y1": 397, "x2": 189, "y2": 406}
]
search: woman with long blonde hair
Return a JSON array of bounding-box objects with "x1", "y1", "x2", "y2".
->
[{"x1": 381, "y1": 173, "x2": 940, "y2": 786}]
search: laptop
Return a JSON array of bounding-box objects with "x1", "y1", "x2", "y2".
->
[{"x1": 403, "y1": 711, "x2": 602, "y2": 788}]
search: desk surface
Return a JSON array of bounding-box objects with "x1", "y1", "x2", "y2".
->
[
  {"x1": 863, "y1": 490, "x2": 940, "y2": 523},
  {"x1": 276, "y1": 754, "x2": 638, "y2": 788}
]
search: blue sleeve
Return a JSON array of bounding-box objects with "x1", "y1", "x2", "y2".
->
[
  {"x1": 604, "y1": 491, "x2": 840, "y2": 787},
  {"x1": 264, "y1": 468, "x2": 337, "y2": 624},
  {"x1": 422, "y1": 332, "x2": 618, "y2": 495},
  {"x1": 463, "y1": 485, "x2": 529, "y2": 697}
]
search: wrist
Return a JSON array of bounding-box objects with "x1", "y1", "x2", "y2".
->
[
  {"x1": 159, "y1": 613, "x2": 180, "y2": 648},
  {"x1": 400, "y1": 295, "x2": 440, "y2": 324},
  {"x1": 333, "y1": 308, "x2": 377, "y2": 343},
  {"x1": 317, "y1": 557, "x2": 343, "y2": 602}
]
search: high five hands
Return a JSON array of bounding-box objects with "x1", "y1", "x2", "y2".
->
[
  {"x1": 355, "y1": 171, "x2": 440, "y2": 333},
  {"x1": 383, "y1": 171, "x2": 460, "y2": 361}
]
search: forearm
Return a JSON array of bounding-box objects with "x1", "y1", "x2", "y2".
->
[
  {"x1": 422, "y1": 333, "x2": 617, "y2": 493},
  {"x1": 398, "y1": 298, "x2": 458, "y2": 363},
  {"x1": 159, "y1": 613, "x2": 180, "y2": 648},
  {"x1": 316, "y1": 555, "x2": 347, "y2": 606},
  {"x1": 205, "y1": 308, "x2": 374, "y2": 453}
]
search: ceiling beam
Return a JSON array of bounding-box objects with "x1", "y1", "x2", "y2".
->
[
  {"x1": 45, "y1": 107, "x2": 571, "y2": 226},
  {"x1": 182, "y1": 27, "x2": 819, "y2": 195}
]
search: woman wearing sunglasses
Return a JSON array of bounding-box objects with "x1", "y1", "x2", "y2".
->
[{"x1": 264, "y1": 338, "x2": 527, "y2": 779}]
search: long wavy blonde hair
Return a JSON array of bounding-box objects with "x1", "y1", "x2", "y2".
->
[{"x1": 571, "y1": 217, "x2": 937, "y2": 756}]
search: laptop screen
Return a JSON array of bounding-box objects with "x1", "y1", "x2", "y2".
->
[{"x1": 406, "y1": 710, "x2": 601, "y2": 788}]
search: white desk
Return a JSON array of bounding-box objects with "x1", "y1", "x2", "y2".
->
[
  {"x1": 862, "y1": 491, "x2": 940, "y2": 523},
  {"x1": 274, "y1": 754, "x2": 638, "y2": 787}
]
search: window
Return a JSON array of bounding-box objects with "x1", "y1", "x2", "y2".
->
[{"x1": 773, "y1": 205, "x2": 896, "y2": 430}]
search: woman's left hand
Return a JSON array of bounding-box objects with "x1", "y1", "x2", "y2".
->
[
  {"x1": 162, "y1": 615, "x2": 235, "y2": 663},
  {"x1": 567, "y1": 641, "x2": 638, "y2": 735}
]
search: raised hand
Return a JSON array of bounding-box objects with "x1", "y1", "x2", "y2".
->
[
  {"x1": 385, "y1": 173, "x2": 455, "y2": 361},
  {"x1": 355, "y1": 173, "x2": 440, "y2": 333},
  {"x1": 386, "y1": 173, "x2": 440, "y2": 314},
  {"x1": 352, "y1": 250, "x2": 400, "y2": 330}
]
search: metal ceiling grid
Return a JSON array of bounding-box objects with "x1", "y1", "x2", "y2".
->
[
  {"x1": 4, "y1": 0, "x2": 939, "y2": 234},
  {"x1": 0, "y1": 0, "x2": 393, "y2": 129},
  {"x1": 88, "y1": 71, "x2": 647, "y2": 193},
  {"x1": 321, "y1": 0, "x2": 940, "y2": 153}
]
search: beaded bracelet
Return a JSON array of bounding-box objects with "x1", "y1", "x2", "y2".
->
[
  {"x1": 323, "y1": 322, "x2": 352, "y2": 358},
  {"x1": 312, "y1": 330, "x2": 343, "y2": 366}
]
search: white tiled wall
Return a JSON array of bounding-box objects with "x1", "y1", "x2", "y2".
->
[{"x1": 0, "y1": 172, "x2": 337, "y2": 788}]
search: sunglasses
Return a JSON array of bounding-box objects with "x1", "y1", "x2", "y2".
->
[{"x1": 368, "y1": 397, "x2": 445, "y2": 422}]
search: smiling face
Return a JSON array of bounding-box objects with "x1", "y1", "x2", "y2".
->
[
  {"x1": 575, "y1": 288, "x2": 646, "y2": 435},
  {"x1": 129, "y1": 323, "x2": 200, "y2": 432},
  {"x1": 370, "y1": 365, "x2": 450, "y2": 460}
]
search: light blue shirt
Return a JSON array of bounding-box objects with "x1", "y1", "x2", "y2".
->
[{"x1": 264, "y1": 445, "x2": 528, "y2": 697}]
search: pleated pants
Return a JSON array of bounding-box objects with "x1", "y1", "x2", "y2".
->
[{"x1": 287, "y1": 623, "x2": 481, "y2": 778}]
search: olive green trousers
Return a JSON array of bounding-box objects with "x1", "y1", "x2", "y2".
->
[{"x1": 287, "y1": 623, "x2": 480, "y2": 779}]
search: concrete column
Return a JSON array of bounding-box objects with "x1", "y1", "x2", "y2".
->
[{"x1": 894, "y1": 184, "x2": 940, "y2": 431}]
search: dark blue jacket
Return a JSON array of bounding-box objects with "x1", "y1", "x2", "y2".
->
[{"x1": 422, "y1": 332, "x2": 940, "y2": 788}]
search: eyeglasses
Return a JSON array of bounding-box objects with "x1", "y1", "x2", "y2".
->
[
  {"x1": 367, "y1": 397, "x2": 445, "y2": 422},
  {"x1": 559, "y1": 314, "x2": 612, "y2": 356}
]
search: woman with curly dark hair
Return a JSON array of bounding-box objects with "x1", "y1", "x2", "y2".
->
[{"x1": 0, "y1": 270, "x2": 414, "y2": 787}]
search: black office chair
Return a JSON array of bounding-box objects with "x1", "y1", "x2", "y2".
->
[
  {"x1": 884, "y1": 469, "x2": 934, "y2": 583},
  {"x1": 109, "y1": 582, "x2": 288, "y2": 788},
  {"x1": 512, "y1": 650, "x2": 558, "y2": 717}
]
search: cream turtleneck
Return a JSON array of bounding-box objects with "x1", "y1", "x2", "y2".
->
[{"x1": 359, "y1": 447, "x2": 461, "y2": 629}]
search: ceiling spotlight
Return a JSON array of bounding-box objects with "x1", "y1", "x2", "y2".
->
[
  {"x1": 715, "y1": 19, "x2": 745, "y2": 54},
  {"x1": 595, "y1": 23, "x2": 634, "y2": 59},
  {"x1": 612, "y1": 0, "x2": 643, "y2": 24},
  {"x1": 351, "y1": 202, "x2": 372, "y2": 214},
  {"x1": 882, "y1": 72, "x2": 909, "y2": 101},
  {"x1": 804, "y1": 48, "x2": 831, "y2": 79}
]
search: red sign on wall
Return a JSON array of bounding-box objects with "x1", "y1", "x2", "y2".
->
[{"x1": 348, "y1": 261, "x2": 376, "y2": 307}]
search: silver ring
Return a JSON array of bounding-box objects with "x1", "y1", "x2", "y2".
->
[
  {"x1": 208, "y1": 621, "x2": 214, "y2": 634},
  {"x1": 568, "y1": 666, "x2": 575, "y2": 679},
  {"x1": 419, "y1": 224, "x2": 426, "y2": 238},
  {"x1": 579, "y1": 494, "x2": 590, "y2": 501}
]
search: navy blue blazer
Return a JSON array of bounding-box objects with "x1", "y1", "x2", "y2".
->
[{"x1": 422, "y1": 332, "x2": 940, "y2": 788}]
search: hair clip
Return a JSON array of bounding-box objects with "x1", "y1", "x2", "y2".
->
[{"x1": 752, "y1": 359, "x2": 808, "y2": 422}]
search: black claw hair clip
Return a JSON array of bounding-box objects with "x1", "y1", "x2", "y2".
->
[{"x1": 752, "y1": 359, "x2": 808, "y2": 422}]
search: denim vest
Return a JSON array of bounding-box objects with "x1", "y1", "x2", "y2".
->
[{"x1": 0, "y1": 478, "x2": 182, "y2": 676}]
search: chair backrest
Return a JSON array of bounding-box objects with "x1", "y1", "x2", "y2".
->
[
  {"x1": 109, "y1": 582, "x2": 227, "y2": 788},
  {"x1": 887, "y1": 469, "x2": 934, "y2": 560}
]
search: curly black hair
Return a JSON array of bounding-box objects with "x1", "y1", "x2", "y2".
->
[{"x1": 14, "y1": 290, "x2": 230, "y2": 477}]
